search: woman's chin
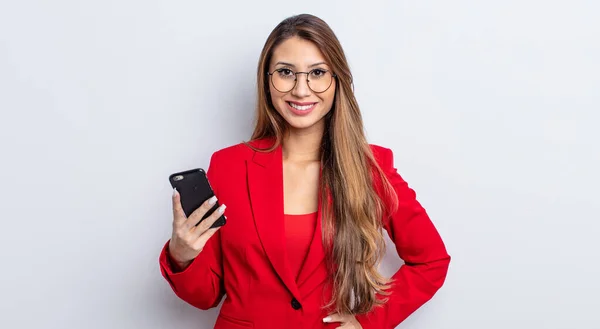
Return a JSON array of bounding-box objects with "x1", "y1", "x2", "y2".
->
[
  {"x1": 284, "y1": 116, "x2": 326, "y2": 131},
  {"x1": 277, "y1": 105, "x2": 331, "y2": 131}
]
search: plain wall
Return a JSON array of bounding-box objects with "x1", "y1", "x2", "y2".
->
[{"x1": 1, "y1": 1, "x2": 598, "y2": 328}]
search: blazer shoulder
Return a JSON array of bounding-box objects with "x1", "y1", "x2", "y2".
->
[
  {"x1": 206, "y1": 142, "x2": 253, "y2": 190},
  {"x1": 213, "y1": 142, "x2": 247, "y2": 156},
  {"x1": 211, "y1": 141, "x2": 255, "y2": 162},
  {"x1": 369, "y1": 143, "x2": 394, "y2": 169}
]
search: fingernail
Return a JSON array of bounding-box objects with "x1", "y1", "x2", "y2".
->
[
  {"x1": 208, "y1": 196, "x2": 217, "y2": 205},
  {"x1": 218, "y1": 204, "x2": 226, "y2": 214},
  {"x1": 173, "y1": 188, "x2": 177, "y2": 196},
  {"x1": 323, "y1": 317, "x2": 331, "y2": 323}
]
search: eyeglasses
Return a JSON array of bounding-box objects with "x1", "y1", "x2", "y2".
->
[{"x1": 267, "y1": 68, "x2": 336, "y2": 93}]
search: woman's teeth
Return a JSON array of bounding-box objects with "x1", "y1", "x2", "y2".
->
[{"x1": 288, "y1": 102, "x2": 315, "y2": 111}]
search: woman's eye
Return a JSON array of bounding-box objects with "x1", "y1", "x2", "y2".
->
[
  {"x1": 311, "y1": 69, "x2": 325, "y2": 77},
  {"x1": 278, "y1": 69, "x2": 293, "y2": 76}
]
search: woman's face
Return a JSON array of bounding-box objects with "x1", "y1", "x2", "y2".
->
[{"x1": 268, "y1": 36, "x2": 336, "y2": 131}]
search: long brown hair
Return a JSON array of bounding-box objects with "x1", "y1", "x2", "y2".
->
[{"x1": 248, "y1": 14, "x2": 398, "y2": 315}]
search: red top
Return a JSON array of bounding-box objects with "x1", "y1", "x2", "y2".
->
[{"x1": 284, "y1": 212, "x2": 318, "y2": 281}]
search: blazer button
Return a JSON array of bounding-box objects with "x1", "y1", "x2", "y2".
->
[{"x1": 291, "y1": 298, "x2": 301, "y2": 310}]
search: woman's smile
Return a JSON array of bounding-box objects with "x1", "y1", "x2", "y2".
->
[{"x1": 286, "y1": 101, "x2": 318, "y2": 116}]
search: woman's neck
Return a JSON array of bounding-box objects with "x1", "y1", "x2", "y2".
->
[{"x1": 282, "y1": 123, "x2": 324, "y2": 162}]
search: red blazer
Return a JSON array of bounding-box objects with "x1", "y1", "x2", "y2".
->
[{"x1": 159, "y1": 138, "x2": 450, "y2": 329}]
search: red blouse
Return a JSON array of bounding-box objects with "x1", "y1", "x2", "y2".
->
[{"x1": 284, "y1": 212, "x2": 318, "y2": 281}]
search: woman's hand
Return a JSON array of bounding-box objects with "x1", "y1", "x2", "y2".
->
[
  {"x1": 168, "y1": 188, "x2": 226, "y2": 270},
  {"x1": 323, "y1": 313, "x2": 363, "y2": 328}
]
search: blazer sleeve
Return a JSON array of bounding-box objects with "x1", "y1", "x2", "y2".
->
[
  {"x1": 158, "y1": 150, "x2": 225, "y2": 310},
  {"x1": 356, "y1": 147, "x2": 451, "y2": 329}
]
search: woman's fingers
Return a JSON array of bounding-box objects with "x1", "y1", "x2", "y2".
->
[
  {"x1": 323, "y1": 313, "x2": 346, "y2": 323},
  {"x1": 323, "y1": 313, "x2": 361, "y2": 329},
  {"x1": 193, "y1": 226, "x2": 222, "y2": 250},
  {"x1": 169, "y1": 191, "x2": 226, "y2": 266},
  {"x1": 172, "y1": 188, "x2": 186, "y2": 223},
  {"x1": 185, "y1": 195, "x2": 219, "y2": 229},
  {"x1": 192, "y1": 204, "x2": 226, "y2": 237}
]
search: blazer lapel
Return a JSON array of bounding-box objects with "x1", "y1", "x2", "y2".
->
[{"x1": 246, "y1": 139, "x2": 302, "y2": 301}]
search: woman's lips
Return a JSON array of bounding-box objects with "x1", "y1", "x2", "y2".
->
[{"x1": 286, "y1": 101, "x2": 317, "y2": 116}]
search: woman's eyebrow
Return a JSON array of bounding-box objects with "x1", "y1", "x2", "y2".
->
[{"x1": 274, "y1": 61, "x2": 328, "y2": 68}]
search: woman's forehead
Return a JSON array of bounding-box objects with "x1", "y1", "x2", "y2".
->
[{"x1": 271, "y1": 37, "x2": 328, "y2": 67}]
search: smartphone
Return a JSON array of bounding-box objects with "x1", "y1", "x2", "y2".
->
[{"x1": 168, "y1": 168, "x2": 226, "y2": 228}]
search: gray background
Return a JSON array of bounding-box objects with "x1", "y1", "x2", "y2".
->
[{"x1": 1, "y1": 1, "x2": 598, "y2": 328}]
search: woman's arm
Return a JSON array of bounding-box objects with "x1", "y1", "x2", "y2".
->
[
  {"x1": 356, "y1": 146, "x2": 451, "y2": 329},
  {"x1": 158, "y1": 151, "x2": 226, "y2": 310}
]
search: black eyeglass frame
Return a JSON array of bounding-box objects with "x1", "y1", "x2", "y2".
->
[{"x1": 266, "y1": 68, "x2": 337, "y2": 93}]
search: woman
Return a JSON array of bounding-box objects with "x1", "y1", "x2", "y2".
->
[{"x1": 159, "y1": 14, "x2": 450, "y2": 329}]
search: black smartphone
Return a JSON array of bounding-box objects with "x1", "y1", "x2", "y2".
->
[{"x1": 168, "y1": 168, "x2": 226, "y2": 228}]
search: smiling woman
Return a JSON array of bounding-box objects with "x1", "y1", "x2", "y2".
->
[
  {"x1": 159, "y1": 13, "x2": 450, "y2": 329},
  {"x1": 266, "y1": 37, "x2": 337, "y2": 129}
]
